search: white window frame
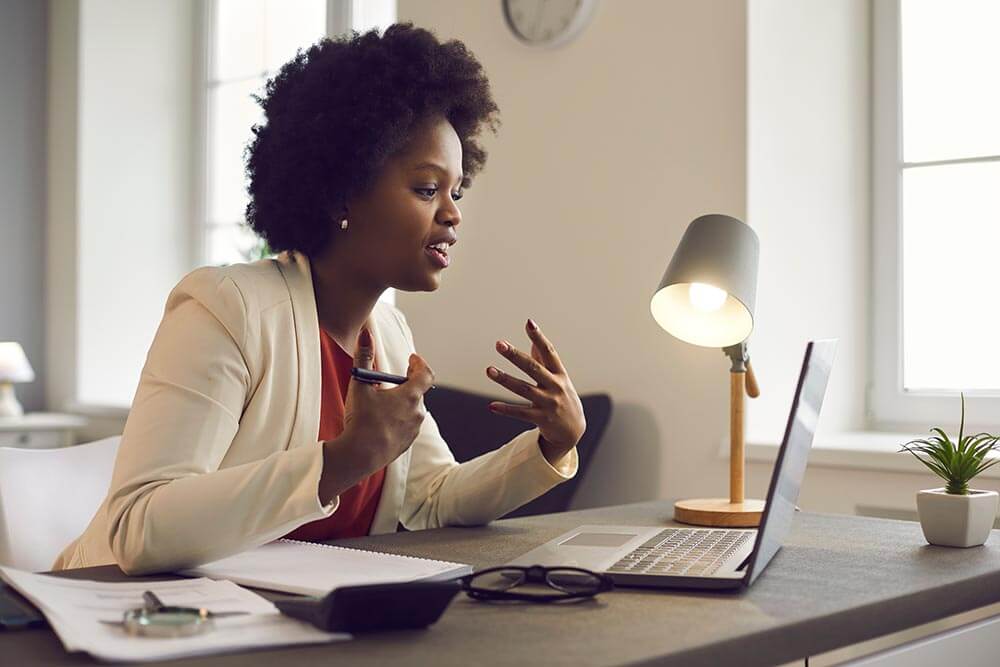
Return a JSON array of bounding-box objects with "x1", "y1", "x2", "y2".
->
[{"x1": 870, "y1": 0, "x2": 1000, "y2": 430}]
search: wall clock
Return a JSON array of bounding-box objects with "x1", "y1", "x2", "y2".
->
[{"x1": 502, "y1": 0, "x2": 598, "y2": 48}]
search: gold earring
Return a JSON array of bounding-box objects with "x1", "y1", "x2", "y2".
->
[{"x1": 340, "y1": 218, "x2": 348, "y2": 231}]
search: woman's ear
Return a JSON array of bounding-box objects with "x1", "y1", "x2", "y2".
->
[{"x1": 326, "y1": 202, "x2": 349, "y2": 230}]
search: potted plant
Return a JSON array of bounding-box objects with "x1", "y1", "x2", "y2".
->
[{"x1": 900, "y1": 394, "x2": 1000, "y2": 547}]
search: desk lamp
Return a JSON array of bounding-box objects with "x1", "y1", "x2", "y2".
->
[
  {"x1": 650, "y1": 214, "x2": 764, "y2": 527},
  {"x1": 0, "y1": 342, "x2": 35, "y2": 418}
]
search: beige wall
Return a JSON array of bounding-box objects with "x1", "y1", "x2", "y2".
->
[
  {"x1": 76, "y1": 0, "x2": 197, "y2": 409},
  {"x1": 395, "y1": 0, "x2": 968, "y2": 520},
  {"x1": 396, "y1": 0, "x2": 748, "y2": 507},
  {"x1": 741, "y1": 0, "x2": 981, "y2": 519},
  {"x1": 747, "y1": 0, "x2": 870, "y2": 441},
  {"x1": 48, "y1": 0, "x2": 198, "y2": 433}
]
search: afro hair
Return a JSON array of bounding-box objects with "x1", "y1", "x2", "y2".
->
[{"x1": 244, "y1": 23, "x2": 500, "y2": 257}]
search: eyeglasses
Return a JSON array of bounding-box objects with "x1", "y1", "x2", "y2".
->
[{"x1": 460, "y1": 565, "x2": 613, "y2": 603}]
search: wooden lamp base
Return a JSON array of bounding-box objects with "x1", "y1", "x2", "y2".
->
[{"x1": 673, "y1": 498, "x2": 766, "y2": 528}]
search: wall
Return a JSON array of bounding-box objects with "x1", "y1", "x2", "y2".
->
[
  {"x1": 76, "y1": 0, "x2": 197, "y2": 408},
  {"x1": 746, "y1": 0, "x2": 870, "y2": 443},
  {"x1": 47, "y1": 0, "x2": 198, "y2": 429},
  {"x1": 0, "y1": 0, "x2": 47, "y2": 412},
  {"x1": 745, "y1": 0, "x2": 874, "y2": 511},
  {"x1": 396, "y1": 0, "x2": 748, "y2": 507},
  {"x1": 742, "y1": 0, "x2": 990, "y2": 517},
  {"x1": 397, "y1": 0, "x2": 942, "y2": 517}
]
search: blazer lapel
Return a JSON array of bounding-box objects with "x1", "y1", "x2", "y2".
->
[
  {"x1": 275, "y1": 250, "x2": 321, "y2": 451},
  {"x1": 278, "y1": 250, "x2": 406, "y2": 535}
]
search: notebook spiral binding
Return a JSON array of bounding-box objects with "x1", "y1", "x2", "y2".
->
[{"x1": 276, "y1": 538, "x2": 465, "y2": 568}]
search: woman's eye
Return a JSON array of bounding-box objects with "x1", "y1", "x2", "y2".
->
[{"x1": 415, "y1": 187, "x2": 462, "y2": 201}]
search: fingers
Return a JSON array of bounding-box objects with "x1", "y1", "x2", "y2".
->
[
  {"x1": 404, "y1": 353, "x2": 435, "y2": 396},
  {"x1": 488, "y1": 400, "x2": 542, "y2": 423},
  {"x1": 495, "y1": 339, "x2": 557, "y2": 388},
  {"x1": 347, "y1": 328, "x2": 377, "y2": 395},
  {"x1": 524, "y1": 319, "x2": 567, "y2": 375},
  {"x1": 486, "y1": 365, "x2": 549, "y2": 405},
  {"x1": 354, "y1": 328, "x2": 375, "y2": 370}
]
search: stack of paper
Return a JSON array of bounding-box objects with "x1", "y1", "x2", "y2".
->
[{"x1": 0, "y1": 566, "x2": 349, "y2": 662}]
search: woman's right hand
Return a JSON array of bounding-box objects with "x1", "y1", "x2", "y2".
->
[{"x1": 339, "y1": 327, "x2": 435, "y2": 473}]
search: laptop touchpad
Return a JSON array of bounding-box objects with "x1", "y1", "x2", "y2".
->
[{"x1": 560, "y1": 533, "x2": 636, "y2": 547}]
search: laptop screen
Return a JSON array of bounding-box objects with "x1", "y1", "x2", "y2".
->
[{"x1": 743, "y1": 339, "x2": 837, "y2": 586}]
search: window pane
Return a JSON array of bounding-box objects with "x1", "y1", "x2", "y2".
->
[
  {"x1": 901, "y1": 0, "x2": 1000, "y2": 162},
  {"x1": 206, "y1": 224, "x2": 264, "y2": 266},
  {"x1": 902, "y1": 162, "x2": 1000, "y2": 391},
  {"x1": 208, "y1": 78, "x2": 264, "y2": 225},
  {"x1": 264, "y1": 0, "x2": 327, "y2": 72},
  {"x1": 352, "y1": 0, "x2": 397, "y2": 35},
  {"x1": 213, "y1": 0, "x2": 265, "y2": 81}
]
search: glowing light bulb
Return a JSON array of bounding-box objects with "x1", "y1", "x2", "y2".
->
[{"x1": 688, "y1": 283, "x2": 727, "y2": 312}]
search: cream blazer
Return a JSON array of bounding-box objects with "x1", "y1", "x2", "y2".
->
[{"x1": 54, "y1": 250, "x2": 577, "y2": 574}]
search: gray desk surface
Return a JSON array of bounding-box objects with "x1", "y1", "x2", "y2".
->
[{"x1": 6, "y1": 500, "x2": 1000, "y2": 666}]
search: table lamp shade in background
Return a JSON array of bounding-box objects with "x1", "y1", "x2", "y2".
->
[
  {"x1": 650, "y1": 214, "x2": 759, "y2": 348},
  {"x1": 0, "y1": 342, "x2": 35, "y2": 418},
  {"x1": 0, "y1": 343, "x2": 34, "y2": 384}
]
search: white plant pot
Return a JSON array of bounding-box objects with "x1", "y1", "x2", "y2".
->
[{"x1": 916, "y1": 488, "x2": 999, "y2": 548}]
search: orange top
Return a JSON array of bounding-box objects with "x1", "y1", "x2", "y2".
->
[{"x1": 282, "y1": 329, "x2": 386, "y2": 541}]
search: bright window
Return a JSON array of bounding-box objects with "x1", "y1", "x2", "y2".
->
[
  {"x1": 899, "y1": 0, "x2": 1000, "y2": 393},
  {"x1": 202, "y1": 0, "x2": 328, "y2": 265},
  {"x1": 872, "y1": 0, "x2": 1000, "y2": 426}
]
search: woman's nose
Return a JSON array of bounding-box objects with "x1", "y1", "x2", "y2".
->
[{"x1": 438, "y1": 199, "x2": 462, "y2": 228}]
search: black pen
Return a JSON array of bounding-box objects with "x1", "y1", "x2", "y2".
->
[{"x1": 351, "y1": 367, "x2": 435, "y2": 390}]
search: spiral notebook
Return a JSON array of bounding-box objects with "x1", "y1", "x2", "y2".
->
[{"x1": 181, "y1": 539, "x2": 472, "y2": 597}]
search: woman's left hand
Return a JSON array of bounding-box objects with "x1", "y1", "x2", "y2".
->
[{"x1": 486, "y1": 319, "x2": 586, "y2": 464}]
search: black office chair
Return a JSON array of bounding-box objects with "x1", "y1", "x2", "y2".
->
[{"x1": 423, "y1": 385, "x2": 612, "y2": 518}]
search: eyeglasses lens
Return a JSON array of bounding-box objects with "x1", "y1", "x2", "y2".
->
[
  {"x1": 470, "y1": 568, "x2": 527, "y2": 592},
  {"x1": 545, "y1": 569, "x2": 605, "y2": 595}
]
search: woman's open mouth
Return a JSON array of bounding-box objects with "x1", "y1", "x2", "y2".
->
[{"x1": 424, "y1": 243, "x2": 451, "y2": 268}]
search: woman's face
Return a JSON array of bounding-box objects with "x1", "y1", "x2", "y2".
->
[{"x1": 338, "y1": 115, "x2": 464, "y2": 292}]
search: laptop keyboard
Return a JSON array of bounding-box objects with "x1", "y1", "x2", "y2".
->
[{"x1": 606, "y1": 528, "x2": 754, "y2": 577}]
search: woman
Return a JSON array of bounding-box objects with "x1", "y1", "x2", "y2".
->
[{"x1": 54, "y1": 24, "x2": 586, "y2": 575}]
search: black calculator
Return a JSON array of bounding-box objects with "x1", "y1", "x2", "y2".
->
[{"x1": 273, "y1": 579, "x2": 461, "y2": 633}]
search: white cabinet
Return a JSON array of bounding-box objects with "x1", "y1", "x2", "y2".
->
[
  {"x1": 0, "y1": 413, "x2": 89, "y2": 448},
  {"x1": 810, "y1": 601, "x2": 1000, "y2": 666},
  {"x1": 844, "y1": 612, "x2": 1000, "y2": 666}
]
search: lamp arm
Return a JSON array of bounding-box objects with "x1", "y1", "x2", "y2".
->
[
  {"x1": 722, "y1": 342, "x2": 761, "y2": 398},
  {"x1": 745, "y1": 359, "x2": 760, "y2": 398}
]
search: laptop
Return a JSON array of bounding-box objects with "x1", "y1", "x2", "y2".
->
[{"x1": 508, "y1": 339, "x2": 837, "y2": 591}]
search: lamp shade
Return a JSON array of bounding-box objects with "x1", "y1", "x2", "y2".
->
[
  {"x1": 650, "y1": 214, "x2": 759, "y2": 348},
  {"x1": 0, "y1": 342, "x2": 35, "y2": 383}
]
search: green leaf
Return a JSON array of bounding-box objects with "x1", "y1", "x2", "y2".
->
[
  {"x1": 929, "y1": 428, "x2": 953, "y2": 448},
  {"x1": 959, "y1": 392, "x2": 966, "y2": 447},
  {"x1": 972, "y1": 458, "x2": 1000, "y2": 478},
  {"x1": 898, "y1": 397, "x2": 1000, "y2": 488},
  {"x1": 900, "y1": 445, "x2": 951, "y2": 479}
]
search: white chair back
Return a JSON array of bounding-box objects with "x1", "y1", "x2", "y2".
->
[{"x1": 0, "y1": 436, "x2": 120, "y2": 571}]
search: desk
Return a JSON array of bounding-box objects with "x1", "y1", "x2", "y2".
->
[{"x1": 5, "y1": 500, "x2": 1000, "y2": 666}]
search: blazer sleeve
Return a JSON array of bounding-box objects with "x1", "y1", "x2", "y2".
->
[
  {"x1": 392, "y1": 308, "x2": 579, "y2": 530},
  {"x1": 105, "y1": 268, "x2": 336, "y2": 575}
]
